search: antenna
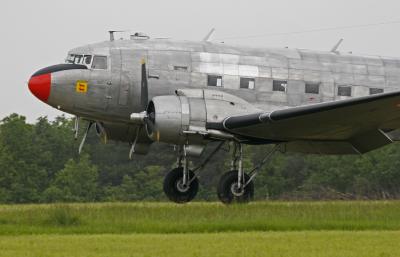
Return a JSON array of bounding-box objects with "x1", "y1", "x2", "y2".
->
[
  {"x1": 108, "y1": 30, "x2": 128, "y2": 41},
  {"x1": 330, "y1": 38, "x2": 344, "y2": 54},
  {"x1": 203, "y1": 28, "x2": 216, "y2": 42}
]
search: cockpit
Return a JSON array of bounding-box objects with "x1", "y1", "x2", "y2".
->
[{"x1": 65, "y1": 54, "x2": 108, "y2": 70}]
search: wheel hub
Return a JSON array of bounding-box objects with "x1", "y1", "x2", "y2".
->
[
  {"x1": 231, "y1": 183, "x2": 245, "y2": 197},
  {"x1": 176, "y1": 179, "x2": 190, "y2": 193}
]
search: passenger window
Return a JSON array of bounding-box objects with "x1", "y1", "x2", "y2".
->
[
  {"x1": 240, "y1": 78, "x2": 255, "y2": 90},
  {"x1": 338, "y1": 86, "x2": 352, "y2": 96},
  {"x1": 208, "y1": 75, "x2": 223, "y2": 87},
  {"x1": 305, "y1": 83, "x2": 320, "y2": 94},
  {"x1": 369, "y1": 88, "x2": 384, "y2": 95},
  {"x1": 174, "y1": 66, "x2": 188, "y2": 71},
  {"x1": 92, "y1": 56, "x2": 108, "y2": 70},
  {"x1": 273, "y1": 80, "x2": 287, "y2": 92}
]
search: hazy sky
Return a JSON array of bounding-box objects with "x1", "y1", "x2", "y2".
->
[{"x1": 1, "y1": 0, "x2": 400, "y2": 122}]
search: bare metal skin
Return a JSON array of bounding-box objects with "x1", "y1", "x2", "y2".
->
[{"x1": 28, "y1": 35, "x2": 400, "y2": 203}]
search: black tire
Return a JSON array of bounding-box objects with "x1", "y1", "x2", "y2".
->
[
  {"x1": 163, "y1": 167, "x2": 199, "y2": 203},
  {"x1": 217, "y1": 170, "x2": 254, "y2": 204}
]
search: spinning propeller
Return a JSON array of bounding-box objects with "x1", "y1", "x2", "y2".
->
[{"x1": 133, "y1": 58, "x2": 155, "y2": 134}]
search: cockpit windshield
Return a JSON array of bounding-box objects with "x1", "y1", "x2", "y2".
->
[
  {"x1": 66, "y1": 54, "x2": 108, "y2": 70},
  {"x1": 66, "y1": 54, "x2": 92, "y2": 67}
]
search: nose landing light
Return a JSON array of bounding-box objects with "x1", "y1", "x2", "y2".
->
[{"x1": 28, "y1": 73, "x2": 51, "y2": 102}]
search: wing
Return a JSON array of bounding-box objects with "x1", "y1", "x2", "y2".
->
[{"x1": 221, "y1": 91, "x2": 400, "y2": 154}]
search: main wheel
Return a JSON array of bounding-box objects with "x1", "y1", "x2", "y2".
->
[
  {"x1": 217, "y1": 170, "x2": 254, "y2": 204},
  {"x1": 163, "y1": 167, "x2": 199, "y2": 203}
]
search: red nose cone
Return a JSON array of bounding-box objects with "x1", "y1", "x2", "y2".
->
[{"x1": 28, "y1": 74, "x2": 51, "y2": 102}]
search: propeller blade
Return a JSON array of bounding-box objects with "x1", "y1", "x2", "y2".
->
[
  {"x1": 140, "y1": 58, "x2": 148, "y2": 110},
  {"x1": 144, "y1": 118, "x2": 155, "y2": 136},
  {"x1": 78, "y1": 121, "x2": 93, "y2": 154},
  {"x1": 95, "y1": 122, "x2": 108, "y2": 144}
]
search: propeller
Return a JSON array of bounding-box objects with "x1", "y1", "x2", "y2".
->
[
  {"x1": 138, "y1": 58, "x2": 156, "y2": 135},
  {"x1": 140, "y1": 58, "x2": 148, "y2": 110},
  {"x1": 144, "y1": 104, "x2": 156, "y2": 137},
  {"x1": 95, "y1": 122, "x2": 108, "y2": 144},
  {"x1": 129, "y1": 58, "x2": 156, "y2": 159}
]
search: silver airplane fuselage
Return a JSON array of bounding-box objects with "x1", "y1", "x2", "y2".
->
[
  {"x1": 28, "y1": 37, "x2": 400, "y2": 144},
  {"x1": 27, "y1": 36, "x2": 400, "y2": 204}
]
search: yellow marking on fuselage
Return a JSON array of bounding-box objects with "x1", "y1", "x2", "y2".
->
[{"x1": 76, "y1": 81, "x2": 88, "y2": 93}]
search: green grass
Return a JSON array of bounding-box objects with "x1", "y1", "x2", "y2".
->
[
  {"x1": 0, "y1": 201, "x2": 400, "y2": 234},
  {"x1": 2, "y1": 202, "x2": 400, "y2": 257},
  {"x1": 1, "y1": 231, "x2": 399, "y2": 257}
]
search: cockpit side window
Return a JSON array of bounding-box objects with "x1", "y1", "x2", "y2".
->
[
  {"x1": 66, "y1": 54, "x2": 92, "y2": 66},
  {"x1": 83, "y1": 55, "x2": 92, "y2": 65},
  {"x1": 74, "y1": 55, "x2": 83, "y2": 64},
  {"x1": 92, "y1": 56, "x2": 108, "y2": 70},
  {"x1": 66, "y1": 54, "x2": 75, "y2": 63},
  {"x1": 66, "y1": 54, "x2": 107, "y2": 69}
]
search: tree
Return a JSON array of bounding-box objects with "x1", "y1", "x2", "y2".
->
[
  {"x1": 42, "y1": 154, "x2": 99, "y2": 202},
  {"x1": 2, "y1": 113, "x2": 400, "y2": 202},
  {"x1": 0, "y1": 114, "x2": 47, "y2": 203},
  {"x1": 0, "y1": 143, "x2": 14, "y2": 202}
]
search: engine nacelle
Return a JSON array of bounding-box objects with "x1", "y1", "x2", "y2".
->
[
  {"x1": 146, "y1": 95, "x2": 199, "y2": 145},
  {"x1": 145, "y1": 89, "x2": 261, "y2": 146}
]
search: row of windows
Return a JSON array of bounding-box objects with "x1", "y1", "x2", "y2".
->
[
  {"x1": 207, "y1": 75, "x2": 384, "y2": 96},
  {"x1": 336, "y1": 86, "x2": 383, "y2": 96},
  {"x1": 208, "y1": 75, "x2": 257, "y2": 90}
]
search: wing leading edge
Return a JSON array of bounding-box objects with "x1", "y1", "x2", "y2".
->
[{"x1": 222, "y1": 91, "x2": 400, "y2": 154}]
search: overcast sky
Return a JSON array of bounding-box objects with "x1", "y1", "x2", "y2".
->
[{"x1": 1, "y1": 0, "x2": 400, "y2": 122}]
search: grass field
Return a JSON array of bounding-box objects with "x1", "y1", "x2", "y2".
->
[
  {"x1": 1, "y1": 201, "x2": 400, "y2": 257},
  {"x1": 1, "y1": 232, "x2": 399, "y2": 257}
]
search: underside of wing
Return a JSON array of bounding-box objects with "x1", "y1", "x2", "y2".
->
[{"x1": 221, "y1": 91, "x2": 400, "y2": 154}]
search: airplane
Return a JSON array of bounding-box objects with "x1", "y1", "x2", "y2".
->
[{"x1": 28, "y1": 31, "x2": 400, "y2": 204}]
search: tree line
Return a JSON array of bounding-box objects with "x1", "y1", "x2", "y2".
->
[{"x1": 0, "y1": 113, "x2": 400, "y2": 203}]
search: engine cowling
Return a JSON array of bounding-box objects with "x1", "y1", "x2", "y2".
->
[
  {"x1": 144, "y1": 89, "x2": 261, "y2": 146},
  {"x1": 146, "y1": 95, "x2": 202, "y2": 145}
]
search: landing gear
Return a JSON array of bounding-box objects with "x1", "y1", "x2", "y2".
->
[
  {"x1": 217, "y1": 143, "x2": 280, "y2": 204},
  {"x1": 163, "y1": 143, "x2": 224, "y2": 203},
  {"x1": 162, "y1": 141, "x2": 280, "y2": 204},
  {"x1": 163, "y1": 145, "x2": 198, "y2": 203},
  {"x1": 163, "y1": 167, "x2": 199, "y2": 203},
  {"x1": 217, "y1": 170, "x2": 254, "y2": 204},
  {"x1": 217, "y1": 143, "x2": 253, "y2": 204}
]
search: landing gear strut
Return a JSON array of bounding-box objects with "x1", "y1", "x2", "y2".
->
[
  {"x1": 163, "y1": 167, "x2": 199, "y2": 203},
  {"x1": 163, "y1": 142, "x2": 225, "y2": 203},
  {"x1": 217, "y1": 143, "x2": 280, "y2": 204},
  {"x1": 163, "y1": 145, "x2": 199, "y2": 203},
  {"x1": 162, "y1": 141, "x2": 280, "y2": 204},
  {"x1": 217, "y1": 143, "x2": 254, "y2": 204}
]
